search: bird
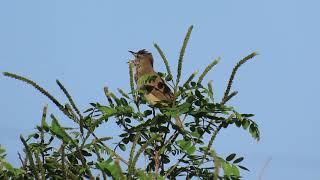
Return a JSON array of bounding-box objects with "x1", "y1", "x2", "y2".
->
[{"x1": 129, "y1": 49, "x2": 183, "y2": 128}]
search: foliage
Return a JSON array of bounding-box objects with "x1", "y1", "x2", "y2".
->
[{"x1": 1, "y1": 26, "x2": 259, "y2": 179}]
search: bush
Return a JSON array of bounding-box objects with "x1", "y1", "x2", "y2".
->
[{"x1": 1, "y1": 26, "x2": 259, "y2": 180}]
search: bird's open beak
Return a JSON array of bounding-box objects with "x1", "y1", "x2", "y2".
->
[
  {"x1": 128, "y1": 51, "x2": 138, "y2": 65},
  {"x1": 129, "y1": 50, "x2": 136, "y2": 56}
]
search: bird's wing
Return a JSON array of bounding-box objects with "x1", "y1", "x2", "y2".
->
[{"x1": 143, "y1": 75, "x2": 173, "y2": 105}]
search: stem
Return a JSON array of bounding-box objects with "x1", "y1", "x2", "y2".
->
[
  {"x1": 3, "y1": 72, "x2": 75, "y2": 121},
  {"x1": 61, "y1": 144, "x2": 67, "y2": 180},
  {"x1": 131, "y1": 134, "x2": 161, "y2": 175},
  {"x1": 222, "y1": 52, "x2": 258, "y2": 103},
  {"x1": 128, "y1": 132, "x2": 142, "y2": 178},
  {"x1": 20, "y1": 135, "x2": 39, "y2": 180},
  {"x1": 176, "y1": 25, "x2": 193, "y2": 88},
  {"x1": 94, "y1": 144, "x2": 107, "y2": 180},
  {"x1": 92, "y1": 133, "x2": 129, "y2": 165},
  {"x1": 198, "y1": 124, "x2": 222, "y2": 167},
  {"x1": 164, "y1": 153, "x2": 188, "y2": 178}
]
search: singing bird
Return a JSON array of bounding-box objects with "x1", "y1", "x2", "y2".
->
[{"x1": 129, "y1": 49, "x2": 183, "y2": 128}]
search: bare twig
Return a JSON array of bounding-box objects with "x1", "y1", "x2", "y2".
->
[{"x1": 258, "y1": 157, "x2": 272, "y2": 180}]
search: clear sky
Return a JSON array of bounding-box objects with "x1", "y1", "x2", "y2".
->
[{"x1": 0, "y1": 0, "x2": 319, "y2": 179}]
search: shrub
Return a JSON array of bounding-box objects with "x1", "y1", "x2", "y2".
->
[{"x1": 1, "y1": 26, "x2": 259, "y2": 180}]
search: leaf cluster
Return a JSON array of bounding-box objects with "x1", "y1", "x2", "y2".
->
[{"x1": 0, "y1": 26, "x2": 259, "y2": 180}]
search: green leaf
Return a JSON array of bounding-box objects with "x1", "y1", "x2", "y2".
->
[
  {"x1": 207, "y1": 80, "x2": 214, "y2": 102},
  {"x1": 119, "y1": 144, "x2": 126, "y2": 151},
  {"x1": 176, "y1": 102, "x2": 191, "y2": 115},
  {"x1": 83, "y1": 108, "x2": 93, "y2": 113},
  {"x1": 191, "y1": 131, "x2": 201, "y2": 138},
  {"x1": 156, "y1": 174, "x2": 165, "y2": 180},
  {"x1": 137, "y1": 170, "x2": 148, "y2": 180},
  {"x1": 0, "y1": 147, "x2": 5, "y2": 155},
  {"x1": 107, "y1": 164, "x2": 120, "y2": 179},
  {"x1": 165, "y1": 74, "x2": 173, "y2": 81},
  {"x1": 233, "y1": 157, "x2": 244, "y2": 164},
  {"x1": 222, "y1": 161, "x2": 232, "y2": 176},
  {"x1": 99, "y1": 136, "x2": 113, "y2": 141},
  {"x1": 183, "y1": 71, "x2": 198, "y2": 87},
  {"x1": 117, "y1": 88, "x2": 130, "y2": 99},
  {"x1": 199, "y1": 146, "x2": 208, "y2": 152},
  {"x1": 80, "y1": 150, "x2": 91, "y2": 157},
  {"x1": 231, "y1": 165, "x2": 240, "y2": 177},
  {"x1": 186, "y1": 146, "x2": 196, "y2": 155},
  {"x1": 241, "y1": 113, "x2": 254, "y2": 117},
  {"x1": 176, "y1": 140, "x2": 189, "y2": 150},
  {"x1": 164, "y1": 110, "x2": 179, "y2": 117},
  {"x1": 97, "y1": 159, "x2": 123, "y2": 179},
  {"x1": 177, "y1": 140, "x2": 195, "y2": 155},
  {"x1": 195, "y1": 89, "x2": 203, "y2": 98},
  {"x1": 234, "y1": 111, "x2": 243, "y2": 121},
  {"x1": 144, "y1": 110, "x2": 153, "y2": 117},
  {"x1": 197, "y1": 57, "x2": 220, "y2": 84},
  {"x1": 50, "y1": 115, "x2": 72, "y2": 143},
  {"x1": 41, "y1": 117, "x2": 49, "y2": 132},
  {"x1": 226, "y1": 153, "x2": 236, "y2": 161},
  {"x1": 162, "y1": 156, "x2": 171, "y2": 164},
  {"x1": 238, "y1": 165, "x2": 250, "y2": 171},
  {"x1": 242, "y1": 120, "x2": 250, "y2": 130},
  {"x1": 2, "y1": 161, "x2": 14, "y2": 172},
  {"x1": 98, "y1": 106, "x2": 117, "y2": 117},
  {"x1": 120, "y1": 98, "x2": 128, "y2": 106},
  {"x1": 249, "y1": 123, "x2": 260, "y2": 141}
]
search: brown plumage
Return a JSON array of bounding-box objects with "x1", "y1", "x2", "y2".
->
[{"x1": 130, "y1": 49, "x2": 183, "y2": 128}]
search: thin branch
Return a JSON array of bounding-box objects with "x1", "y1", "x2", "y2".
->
[
  {"x1": 56, "y1": 80, "x2": 83, "y2": 120},
  {"x1": 131, "y1": 134, "x2": 161, "y2": 174},
  {"x1": 128, "y1": 132, "x2": 142, "y2": 177},
  {"x1": 34, "y1": 151, "x2": 45, "y2": 180},
  {"x1": 258, "y1": 158, "x2": 272, "y2": 180},
  {"x1": 176, "y1": 25, "x2": 193, "y2": 88},
  {"x1": 164, "y1": 153, "x2": 188, "y2": 178},
  {"x1": 117, "y1": 88, "x2": 131, "y2": 99},
  {"x1": 60, "y1": 144, "x2": 67, "y2": 180},
  {"x1": 92, "y1": 133, "x2": 129, "y2": 165},
  {"x1": 3, "y1": 72, "x2": 66, "y2": 115},
  {"x1": 115, "y1": 158, "x2": 126, "y2": 180},
  {"x1": 17, "y1": 152, "x2": 26, "y2": 169},
  {"x1": 222, "y1": 52, "x2": 258, "y2": 104},
  {"x1": 198, "y1": 124, "x2": 222, "y2": 167},
  {"x1": 3, "y1": 72, "x2": 80, "y2": 126},
  {"x1": 222, "y1": 91, "x2": 238, "y2": 104},
  {"x1": 154, "y1": 43, "x2": 174, "y2": 83},
  {"x1": 20, "y1": 135, "x2": 39, "y2": 180},
  {"x1": 94, "y1": 144, "x2": 107, "y2": 180},
  {"x1": 40, "y1": 104, "x2": 48, "y2": 146},
  {"x1": 198, "y1": 53, "x2": 259, "y2": 166},
  {"x1": 104, "y1": 86, "x2": 115, "y2": 108},
  {"x1": 197, "y1": 57, "x2": 220, "y2": 84},
  {"x1": 211, "y1": 148, "x2": 220, "y2": 180},
  {"x1": 199, "y1": 53, "x2": 259, "y2": 163},
  {"x1": 207, "y1": 80, "x2": 214, "y2": 103},
  {"x1": 183, "y1": 70, "x2": 198, "y2": 87},
  {"x1": 56, "y1": 80, "x2": 83, "y2": 134}
]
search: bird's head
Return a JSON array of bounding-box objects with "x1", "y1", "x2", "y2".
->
[{"x1": 129, "y1": 49, "x2": 154, "y2": 68}]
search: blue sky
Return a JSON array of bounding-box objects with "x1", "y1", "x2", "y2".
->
[{"x1": 0, "y1": 0, "x2": 319, "y2": 179}]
